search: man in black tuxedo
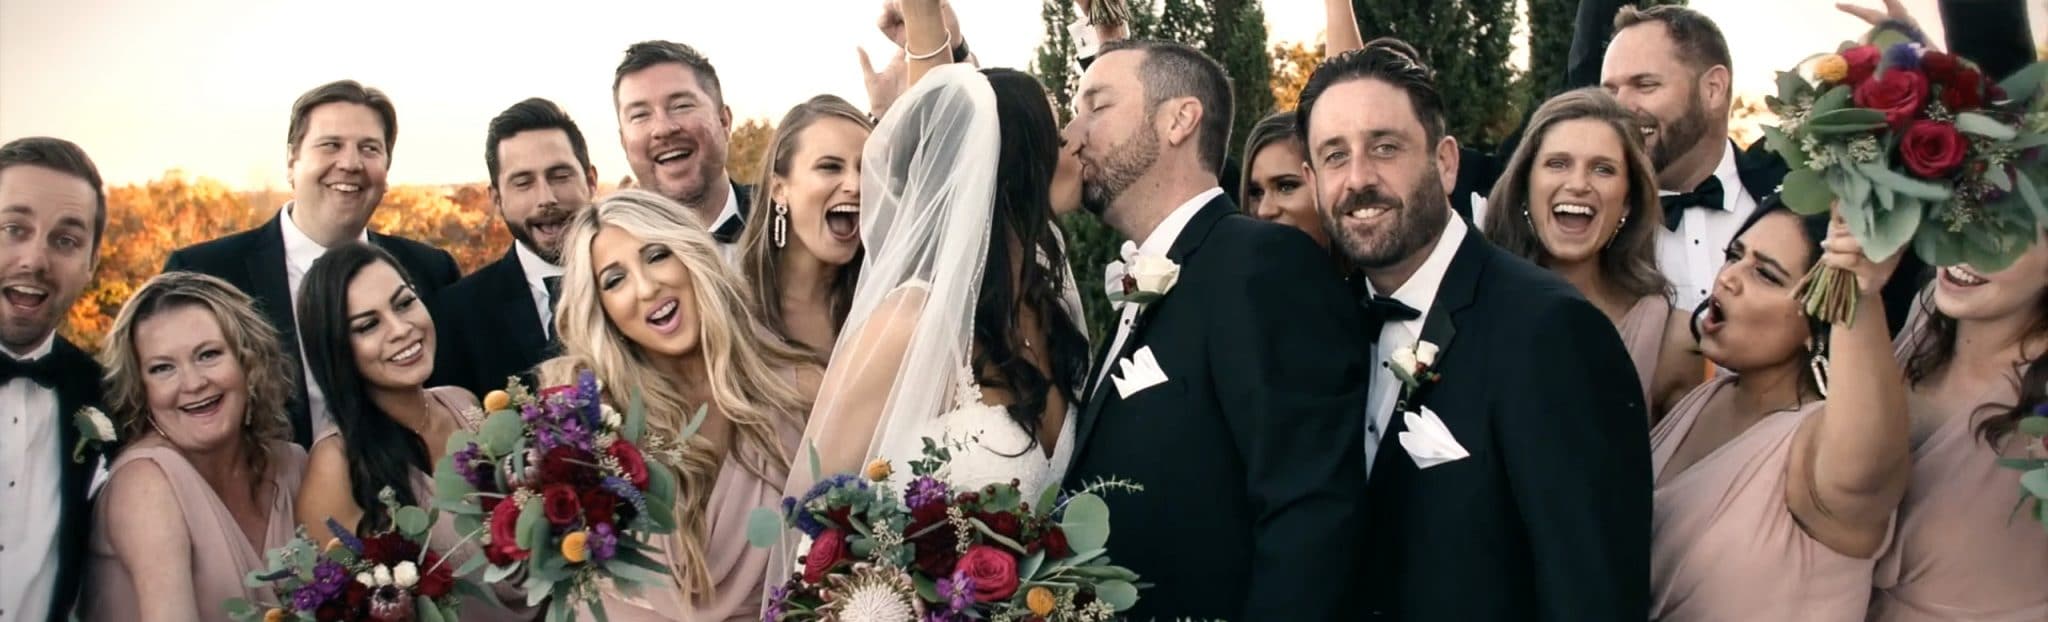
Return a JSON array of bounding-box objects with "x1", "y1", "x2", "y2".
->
[
  {"x1": 612, "y1": 41, "x2": 754, "y2": 261},
  {"x1": 162, "y1": 80, "x2": 459, "y2": 447},
  {"x1": 429, "y1": 98, "x2": 596, "y2": 397},
  {"x1": 1060, "y1": 40, "x2": 1370, "y2": 621},
  {"x1": 0, "y1": 137, "x2": 108, "y2": 622},
  {"x1": 1297, "y1": 44, "x2": 1649, "y2": 620}
]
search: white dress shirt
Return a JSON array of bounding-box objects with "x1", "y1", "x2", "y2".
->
[
  {"x1": 513, "y1": 241, "x2": 565, "y2": 334},
  {"x1": 0, "y1": 333, "x2": 60, "y2": 622},
  {"x1": 1363, "y1": 213, "x2": 1467, "y2": 477},
  {"x1": 280, "y1": 203, "x2": 369, "y2": 441},
  {"x1": 1093, "y1": 187, "x2": 1224, "y2": 393},
  {"x1": 711, "y1": 182, "x2": 744, "y2": 264},
  {"x1": 1659, "y1": 141, "x2": 1758, "y2": 311}
]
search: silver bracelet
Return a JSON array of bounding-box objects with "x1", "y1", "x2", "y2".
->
[{"x1": 905, "y1": 28, "x2": 953, "y2": 61}]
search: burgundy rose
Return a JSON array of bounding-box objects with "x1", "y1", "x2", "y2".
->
[
  {"x1": 1854, "y1": 68, "x2": 1929, "y2": 126},
  {"x1": 480, "y1": 494, "x2": 503, "y2": 515},
  {"x1": 1941, "y1": 69, "x2": 1985, "y2": 111},
  {"x1": 542, "y1": 484, "x2": 582, "y2": 527},
  {"x1": 954, "y1": 545, "x2": 1021, "y2": 602},
  {"x1": 416, "y1": 552, "x2": 455, "y2": 598},
  {"x1": 825, "y1": 506, "x2": 855, "y2": 531},
  {"x1": 315, "y1": 601, "x2": 345, "y2": 622},
  {"x1": 910, "y1": 523, "x2": 960, "y2": 578},
  {"x1": 975, "y1": 511, "x2": 1023, "y2": 541},
  {"x1": 1039, "y1": 526, "x2": 1074, "y2": 559},
  {"x1": 608, "y1": 441, "x2": 650, "y2": 489},
  {"x1": 804, "y1": 529, "x2": 850, "y2": 584},
  {"x1": 1921, "y1": 50, "x2": 1960, "y2": 83},
  {"x1": 1900, "y1": 120, "x2": 1968, "y2": 178},
  {"x1": 1841, "y1": 45, "x2": 1881, "y2": 85},
  {"x1": 486, "y1": 498, "x2": 530, "y2": 565},
  {"x1": 539, "y1": 446, "x2": 593, "y2": 486},
  {"x1": 582, "y1": 490, "x2": 618, "y2": 528}
]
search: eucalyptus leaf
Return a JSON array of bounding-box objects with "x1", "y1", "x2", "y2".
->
[
  {"x1": 1062, "y1": 564, "x2": 1141, "y2": 582},
  {"x1": 1811, "y1": 83, "x2": 1853, "y2": 114},
  {"x1": 479, "y1": 411, "x2": 524, "y2": 455},
  {"x1": 484, "y1": 560, "x2": 523, "y2": 585},
  {"x1": 2018, "y1": 170, "x2": 2048, "y2": 226},
  {"x1": 915, "y1": 576, "x2": 941, "y2": 602},
  {"x1": 1780, "y1": 168, "x2": 1834, "y2": 215},
  {"x1": 606, "y1": 554, "x2": 672, "y2": 586},
  {"x1": 645, "y1": 464, "x2": 679, "y2": 532},
  {"x1": 746, "y1": 507, "x2": 784, "y2": 548},
  {"x1": 589, "y1": 602, "x2": 612, "y2": 622},
  {"x1": 418, "y1": 597, "x2": 447, "y2": 622},
  {"x1": 456, "y1": 573, "x2": 500, "y2": 607},
  {"x1": 1874, "y1": 184, "x2": 1897, "y2": 214},
  {"x1": 808, "y1": 443, "x2": 822, "y2": 482},
  {"x1": 1018, "y1": 549, "x2": 1048, "y2": 580},
  {"x1": 443, "y1": 430, "x2": 479, "y2": 458},
  {"x1": 1059, "y1": 494, "x2": 1112, "y2": 553},
  {"x1": 1843, "y1": 164, "x2": 1874, "y2": 214},
  {"x1": 1096, "y1": 580, "x2": 1140, "y2": 611},
  {"x1": 969, "y1": 518, "x2": 1030, "y2": 554},
  {"x1": 516, "y1": 498, "x2": 545, "y2": 551},
  {"x1": 395, "y1": 506, "x2": 431, "y2": 538},
  {"x1": 622, "y1": 386, "x2": 647, "y2": 442},
  {"x1": 1999, "y1": 60, "x2": 2048, "y2": 103},
  {"x1": 223, "y1": 598, "x2": 254, "y2": 620},
  {"x1": 1036, "y1": 484, "x2": 1061, "y2": 519},
  {"x1": 1776, "y1": 70, "x2": 1814, "y2": 102},
  {"x1": 1760, "y1": 125, "x2": 1808, "y2": 171},
  {"x1": 2019, "y1": 417, "x2": 2048, "y2": 438},
  {"x1": 1847, "y1": 195, "x2": 1922, "y2": 261},
  {"x1": 432, "y1": 459, "x2": 479, "y2": 514},
  {"x1": 1998, "y1": 457, "x2": 2048, "y2": 470},
  {"x1": 456, "y1": 551, "x2": 490, "y2": 578},
  {"x1": 523, "y1": 571, "x2": 554, "y2": 607},
  {"x1": 1867, "y1": 24, "x2": 1917, "y2": 50},
  {"x1": 679, "y1": 403, "x2": 708, "y2": 442},
  {"x1": 454, "y1": 513, "x2": 484, "y2": 539},
  {"x1": 1956, "y1": 112, "x2": 2019, "y2": 140},
  {"x1": 1805, "y1": 108, "x2": 1887, "y2": 134},
  {"x1": 1855, "y1": 162, "x2": 1952, "y2": 201},
  {"x1": 2010, "y1": 133, "x2": 2048, "y2": 151},
  {"x1": 2024, "y1": 468, "x2": 2048, "y2": 500}
]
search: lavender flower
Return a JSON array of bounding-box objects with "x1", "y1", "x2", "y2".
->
[
  {"x1": 291, "y1": 585, "x2": 324, "y2": 611},
  {"x1": 905, "y1": 476, "x2": 949, "y2": 508},
  {"x1": 325, "y1": 518, "x2": 364, "y2": 555},
  {"x1": 520, "y1": 403, "x2": 544, "y2": 424},
  {"x1": 934, "y1": 569, "x2": 975, "y2": 614},
  {"x1": 452, "y1": 442, "x2": 492, "y2": 489},
  {"x1": 589, "y1": 522, "x2": 619, "y2": 561},
  {"x1": 312, "y1": 560, "x2": 349, "y2": 598},
  {"x1": 576, "y1": 371, "x2": 603, "y2": 425},
  {"x1": 1885, "y1": 42, "x2": 1922, "y2": 72},
  {"x1": 603, "y1": 476, "x2": 648, "y2": 521},
  {"x1": 792, "y1": 474, "x2": 863, "y2": 538},
  {"x1": 763, "y1": 583, "x2": 793, "y2": 622}
]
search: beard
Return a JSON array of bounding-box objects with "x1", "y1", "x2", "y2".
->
[
  {"x1": 1650, "y1": 94, "x2": 1712, "y2": 171},
  {"x1": 506, "y1": 205, "x2": 573, "y2": 264},
  {"x1": 1323, "y1": 165, "x2": 1453, "y2": 270},
  {"x1": 1079, "y1": 122, "x2": 1160, "y2": 216}
]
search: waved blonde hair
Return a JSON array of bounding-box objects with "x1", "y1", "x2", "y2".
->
[
  {"x1": 97, "y1": 271, "x2": 296, "y2": 495},
  {"x1": 538, "y1": 189, "x2": 813, "y2": 600}
]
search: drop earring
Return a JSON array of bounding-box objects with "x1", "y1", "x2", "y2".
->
[
  {"x1": 1605, "y1": 215, "x2": 1628, "y2": 250},
  {"x1": 772, "y1": 203, "x2": 789, "y2": 249},
  {"x1": 1808, "y1": 340, "x2": 1831, "y2": 398}
]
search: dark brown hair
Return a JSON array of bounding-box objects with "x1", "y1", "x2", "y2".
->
[
  {"x1": 1904, "y1": 291, "x2": 2048, "y2": 446},
  {"x1": 1615, "y1": 5, "x2": 1734, "y2": 85},
  {"x1": 484, "y1": 97, "x2": 592, "y2": 190},
  {"x1": 1296, "y1": 37, "x2": 1446, "y2": 146},
  {"x1": 0, "y1": 136, "x2": 107, "y2": 252},
  {"x1": 612, "y1": 40, "x2": 724, "y2": 108},
  {"x1": 1485, "y1": 88, "x2": 1668, "y2": 301},
  {"x1": 287, "y1": 80, "x2": 398, "y2": 156},
  {"x1": 1101, "y1": 39, "x2": 1234, "y2": 176}
]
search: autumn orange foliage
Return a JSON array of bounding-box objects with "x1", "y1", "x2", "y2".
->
[{"x1": 65, "y1": 172, "x2": 513, "y2": 351}]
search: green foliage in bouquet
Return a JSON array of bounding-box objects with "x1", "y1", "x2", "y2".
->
[
  {"x1": 1997, "y1": 407, "x2": 2048, "y2": 533},
  {"x1": 225, "y1": 488, "x2": 477, "y2": 622}
]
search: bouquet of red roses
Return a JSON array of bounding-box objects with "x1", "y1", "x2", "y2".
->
[
  {"x1": 1764, "y1": 24, "x2": 2048, "y2": 325},
  {"x1": 432, "y1": 370, "x2": 698, "y2": 622},
  {"x1": 747, "y1": 441, "x2": 1144, "y2": 622},
  {"x1": 226, "y1": 489, "x2": 465, "y2": 622}
]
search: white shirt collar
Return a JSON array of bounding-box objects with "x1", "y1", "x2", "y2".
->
[
  {"x1": 1368, "y1": 209, "x2": 1468, "y2": 322},
  {"x1": 513, "y1": 241, "x2": 564, "y2": 291},
  {"x1": 2, "y1": 332, "x2": 55, "y2": 362},
  {"x1": 1657, "y1": 140, "x2": 1748, "y2": 211},
  {"x1": 710, "y1": 181, "x2": 742, "y2": 234},
  {"x1": 1136, "y1": 187, "x2": 1225, "y2": 256},
  {"x1": 279, "y1": 201, "x2": 371, "y2": 274}
]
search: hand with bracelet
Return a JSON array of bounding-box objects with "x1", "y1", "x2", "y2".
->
[{"x1": 861, "y1": 0, "x2": 973, "y2": 120}]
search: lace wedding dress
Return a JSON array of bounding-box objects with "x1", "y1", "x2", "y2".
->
[{"x1": 877, "y1": 361, "x2": 1077, "y2": 500}]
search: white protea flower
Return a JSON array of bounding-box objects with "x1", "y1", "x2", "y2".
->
[
  {"x1": 817, "y1": 564, "x2": 923, "y2": 622},
  {"x1": 392, "y1": 561, "x2": 418, "y2": 589},
  {"x1": 372, "y1": 564, "x2": 394, "y2": 587},
  {"x1": 356, "y1": 571, "x2": 376, "y2": 587}
]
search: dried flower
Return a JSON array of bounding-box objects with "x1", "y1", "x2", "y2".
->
[
  {"x1": 562, "y1": 530, "x2": 590, "y2": 564},
  {"x1": 483, "y1": 390, "x2": 512, "y2": 412}
]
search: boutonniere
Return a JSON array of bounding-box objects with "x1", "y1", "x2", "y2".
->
[
  {"x1": 1390, "y1": 340, "x2": 1442, "y2": 412},
  {"x1": 72, "y1": 406, "x2": 116, "y2": 464},
  {"x1": 1106, "y1": 250, "x2": 1180, "y2": 312}
]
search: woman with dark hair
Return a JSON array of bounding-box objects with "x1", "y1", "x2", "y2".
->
[
  {"x1": 737, "y1": 95, "x2": 872, "y2": 360},
  {"x1": 1486, "y1": 87, "x2": 1701, "y2": 419},
  {"x1": 289, "y1": 243, "x2": 533, "y2": 620},
  {"x1": 1649, "y1": 199, "x2": 1910, "y2": 620},
  {"x1": 1870, "y1": 238, "x2": 2048, "y2": 619},
  {"x1": 1239, "y1": 110, "x2": 1326, "y2": 250}
]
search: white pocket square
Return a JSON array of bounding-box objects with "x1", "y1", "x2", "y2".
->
[
  {"x1": 1397, "y1": 407, "x2": 1469, "y2": 469},
  {"x1": 1111, "y1": 346, "x2": 1168, "y2": 399}
]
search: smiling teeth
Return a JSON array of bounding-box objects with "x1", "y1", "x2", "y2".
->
[
  {"x1": 1946, "y1": 265, "x2": 1988, "y2": 285},
  {"x1": 828, "y1": 204, "x2": 859, "y2": 214},
  {"x1": 649, "y1": 300, "x2": 678, "y2": 322},
  {"x1": 329, "y1": 183, "x2": 361, "y2": 192},
  {"x1": 4, "y1": 285, "x2": 48, "y2": 296},
  {"x1": 655, "y1": 150, "x2": 687, "y2": 163},
  {"x1": 1553, "y1": 203, "x2": 1595, "y2": 216},
  {"x1": 179, "y1": 395, "x2": 222, "y2": 412},
  {"x1": 389, "y1": 342, "x2": 422, "y2": 362}
]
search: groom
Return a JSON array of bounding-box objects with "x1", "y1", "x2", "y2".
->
[
  {"x1": 1061, "y1": 40, "x2": 1370, "y2": 621},
  {"x1": 1298, "y1": 42, "x2": 1649, "y2": 620}
]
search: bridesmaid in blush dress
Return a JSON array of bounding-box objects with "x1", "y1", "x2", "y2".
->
[
  {"x1": 80, "y1": 272, "x2": 307, "y2": 622},
  {"x1": 1483, "y1": 88, "x2": 1703, "y2": 420},
  {"x1": 1648, "y1": 200, "x2": 1910, "y2": 621},
  {"x1": 1869, "y1": 240, "x2": 2048, "y2": 620}
]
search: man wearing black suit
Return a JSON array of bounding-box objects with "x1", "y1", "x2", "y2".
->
[
  {"x1": 429, "y1": 98, "x2": 596, "y2": 397},
  {"x1": 162, "y1": 81, "x2": 459, "y2": 447},
  {"x1": 1060, "y1": 40, "x2": 1370, "y2": 621},
  {"x1": 1298, "y1": 44, "x2": 1649, "y2": 620},
  {"x1": 0, "y1": 137, "x2": 108, "y2": 622},
  {"x1": 612, "y1": 41, "x2": 754, "y2": 262}
]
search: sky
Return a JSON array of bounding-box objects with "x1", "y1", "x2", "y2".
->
[{"x1": 3, "y1": 0, "x2": 2044, "y2": 189}]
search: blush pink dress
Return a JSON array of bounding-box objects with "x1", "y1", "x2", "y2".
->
[{"x1": 1616, "y1": 295, "x2": 1673, "y2": 410}]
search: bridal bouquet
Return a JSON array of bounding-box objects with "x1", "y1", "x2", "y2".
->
[
  {"x1": 747, "y1": 441, "x2": 1144, "y2": 622},
  {"x1": 1763, "y1": 24, "x2": 2048, "y2": 325},
  {"x1": 432, "y1": 371, "x2": 697, "y2": 621},
  {"x1": 225, "y1": 489, "x2": 466, "y2": 622}
]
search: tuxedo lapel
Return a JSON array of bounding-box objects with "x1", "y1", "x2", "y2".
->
[
  {"x1": 1367, "y1": 228, "x2": 1486, "y2": 478},
  {"x1": 1076, "y1": 197, "x2": 1235, "y2": 454},
  {"x1": 487, "y1": 249, "x2": 548, "y2": 359},
  {"x1": 249, "y1": 215, "x2": 312, "y2": 446},
  {"x1": 49, "y1": 337, "x2": 100, "y2": 622}
]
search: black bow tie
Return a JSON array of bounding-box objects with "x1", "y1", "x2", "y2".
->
[
  {"x1": 1661, "y1": 176, "x2": 1726, "y2": 231},
  {"x1": 0, "y1": 354, "x2": 60, "y2": 389},
  {"x1": 1361, "y1": 294, "x2": 1421, "y2": 339},
  {"x1": 711, "y1": 215, "x2": 743, "y2": 243}
]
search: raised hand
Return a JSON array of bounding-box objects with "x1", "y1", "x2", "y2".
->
[
  {"x1": 1835, "y1": 0, "x2": 1921, "y2": 31},
  {"x1": 877, "y1": 0, "x2": 961, "y2": 49},
  {"x1": 1819, "y1": 208, "x2": 1904, "y2": 299},
  {"x1": 859, "y1": 46, "x2": 909, "y2": 120}
]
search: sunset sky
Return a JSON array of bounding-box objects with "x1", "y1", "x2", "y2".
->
[{"x1": 3, "y1": 0, "x2": 2042, "y2": 189}]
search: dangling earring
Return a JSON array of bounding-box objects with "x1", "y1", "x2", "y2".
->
[
  {"x1": 1522, "y1": 207, "x2": 1535, "y2": 231},
  {"x1": 1605, "y1": 215, "x2": 1628, "y2": 251},
  {"x1": 772, "y1": 203, "x2": 789, "y2": 249},
  {"x1": 148, "y1": 415, "x2": 167, "y2": 438},
  {"x1": 1808, "y1": 340, "x2": 1831, "y2": 398}
]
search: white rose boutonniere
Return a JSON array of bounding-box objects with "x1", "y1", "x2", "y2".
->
[
  {"x1": 72, "y1": 406, "x2": 115, "y2": 464},
  {"x1": 1391, "y1": 340, "x2": 1444, "y2": 413},
  {"x1": 1107, "y1": 252, "x2": 1181, "y2": 311}
]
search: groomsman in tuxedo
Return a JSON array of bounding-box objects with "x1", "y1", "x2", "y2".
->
[
  {"x1": 0, "y1": 137, "x2": 107, "y2": 622},
  {"x1": 612, "y1": 41, "x2": 754, "y2": 260},
  {"x1": 430, "y1": 98, "x2": 596, "y2": 397},
  {"x1": 1298, "y1": 43, "x2": 1649, "y2": 620},
  {"x1": 1061, "y1": 40, "x2": 1370, "y2": 621},
  {"x1": 162, "y1": 80, "x2": 460, "y2": 447}
]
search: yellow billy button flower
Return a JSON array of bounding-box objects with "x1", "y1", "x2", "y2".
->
[
  {"x1": 1027, "y1": 586, "x2": 1056, "y2": 616},
  {"x1": 562, "y1": 531, "x2": 590, "y2": 563},
  {"x1": 1814, "y1": 54, "x2": 1849, "y2": 84},
  {"x1": 322, "y1": 537, "x2": 342, "y2": 554},
  {"x1": 864, "y1": 458, "x2": 893, "y2": 482},
  {"x1": 483, "y1": 390, "x2": 513, "y2": 412},
  {"x1": 264, "y1": 608, "x2": 288, "y2": 622}
]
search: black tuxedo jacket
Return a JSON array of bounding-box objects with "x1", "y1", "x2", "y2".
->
[
  {"x1": 43, "y1": 336, "x2": 102, "y2": 622},
  {"x1": 1359, "y1": 229, "x2": 1649, "y2": 621},
  {"x1": 161, "y1": 212, "x2": 460, "y2": 446},
  {"x1": 709, "y1": 182, "x2": 755, "y2": 243},
  {"x1": 1063, "y1": 196, "x2": 1370, "y2": 621},
  {"x1": 428, "y1": 247, "x2": 553, "y2": 397}
]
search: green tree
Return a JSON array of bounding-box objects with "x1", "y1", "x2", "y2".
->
[
  {"x1": 1215, "y1": 0, "x2": 1273, "y2": 157},
  {"x1": 1032, "y1": 0, "x2": 1082, "y2": 121},
  {"x1": 1348, "y1": 0, "x2": 1518, "y2": 148}
]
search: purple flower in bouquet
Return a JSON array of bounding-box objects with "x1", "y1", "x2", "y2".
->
[
  {"x1": 312, "y1": 559, "x2": 349, "y2": 599},
  {"x1": 589, "y1": 522, "x2": 618, "y2": 562},
  {"x1": 905, "y1": 476, "x2": 949, "y2": 508},
  {"x1": 291, "y1": 584, "x2": 324, "y2": 611},
  {"x1": 576, "y1": 371, "x2": 602, "y2": 425},
  {"x1": 934, "y1": 569, "x2": 976, "y2": 616},
  {"x1": 1885, "y1": 42, "x2": 1922, "y2": 71},
  {"x1": 521, "y1": 403, "x2": 544, "y2": 425},
  {"x1": 792, "y1": 474, "x2": 864, "y2": 538},
  {"x1": 324, "y1": 518, "x2": 364, "y2": 555},
  {"x1": 452, "y1": 442, "x2": 492, "y2": 490},
  {"x1": 603, "y1": 476, "x2": 647, "y2": 519},
  {"x1": 763, "y1": 583, "x2": 793, "y2": 622}
]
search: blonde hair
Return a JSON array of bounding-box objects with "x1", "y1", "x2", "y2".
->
[
  {"x1": 539, "y1": 189, "x2": 814, "y2": 600},
  {"x1": 737, "y1": 94, "x2": 873, "y2": 362},
  {"x1": 97, "y1": 271, "x2": 295, "y2": 492}
]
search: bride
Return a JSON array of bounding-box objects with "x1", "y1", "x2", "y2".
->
[{"x1": 788, "y1": 60, "x2": 1091, "y2": 504}]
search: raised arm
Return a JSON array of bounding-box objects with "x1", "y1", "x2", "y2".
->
[
  {"x1": 296, "y1": 436, "x2": 366, "y2": 544},
  {"x1": 1786, "y1": 213, "x2": 1910, "y2": 557},
  {"x1": 103, "y1": 460, "x2": 203, "y2": 622},
  {"x1": 899, "y1": 0, "x2": 954, "y2": 90},
  {"x1": 1325, "y1": 0, "x2": 1365, "y2": 57},
  {"x1": 1652, "y1": 306, "x2": 1706, "y2": 424}
]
